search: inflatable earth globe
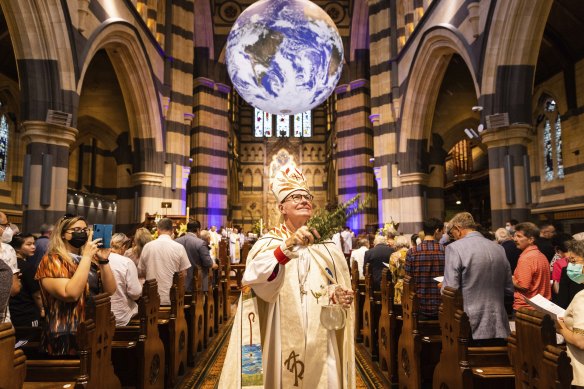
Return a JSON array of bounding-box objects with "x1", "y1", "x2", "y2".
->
[{"x1": 226, "y1": 0, "x2": 344, "y2": 115}]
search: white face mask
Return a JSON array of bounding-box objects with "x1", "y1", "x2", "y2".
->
[{"x1": 1, "y1": 226, "x2": 13, "y2": 243}]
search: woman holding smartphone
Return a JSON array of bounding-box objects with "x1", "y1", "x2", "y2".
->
[{"x1": 35, "y1": 215, "x2": 116, "y2": 355}]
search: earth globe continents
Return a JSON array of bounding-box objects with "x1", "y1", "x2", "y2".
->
[{"x1": 226, "y1": 0, "x2": 344, "y2": 115}]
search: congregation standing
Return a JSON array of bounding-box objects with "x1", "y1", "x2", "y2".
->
[{"x1": 1, "y1": 197, "x2": 584, "y2": 387}]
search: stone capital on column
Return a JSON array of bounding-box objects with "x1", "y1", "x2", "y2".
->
[
  {"x1": 194, "y1": 77, "x2": 231, "y2": 95},
  {"x1": 399, "y1": 172, "x2": 428, "y2": 186},
  {"x1": 20, "y1": 120, "x2": 78, "y2": 147},
  {"x1": 132, "y1": 172, "x2": 165, "y2": 186},
  {"x1": 481, "y1": 123, "x2": 532, "y2": 149}
]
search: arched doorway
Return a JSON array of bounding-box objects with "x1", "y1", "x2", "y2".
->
[{"x1": 430, "y1": 54, "x2": 490, "y2": 226}]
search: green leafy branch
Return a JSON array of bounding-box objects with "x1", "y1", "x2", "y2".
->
[{"x1": 306, "y1": 194, "x2": 370, "y2": 243}]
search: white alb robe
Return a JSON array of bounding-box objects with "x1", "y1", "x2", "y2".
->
[{"x1": 218, "y1": 225, "x2": 356, "y2": 388}]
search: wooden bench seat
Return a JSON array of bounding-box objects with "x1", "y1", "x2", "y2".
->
[
  {"x1": 185, "y1": 267, "x2": 205, "y2": 366},
  {"x1": 378, "y1": 267, "x2": 402, "y2": 383},
  {"x1": 112, "y1": 279, "x2": 165, "y2": 389},
  {"x1": 362, "y1": 264, "x2": 382, "y2": 361},
  {"x1": 398, "y1": 275, "x2": 441, "y2": 389},
  {"x1": 0, "y1": 322, "x2": 27, "y2": 389},
  {"x1": 22, "y1": 293, "x2": 121, "y2": 389},
  {"x1": 157, "y1": 272, "x2": 188, "y2": 388},
  {"x1": 351, "y1": 260, "x2": 365, "y2": 343},
  {"x1": 432, "y1": 287, "x2": 513, "y2": 389},
  {"x1": 508, "y1": 308, "x2": 572, "y2": 388}
]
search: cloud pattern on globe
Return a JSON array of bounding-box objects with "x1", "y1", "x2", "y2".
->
[{"x1": 226, "y1": 0, "x2": 344, "y2": 115}]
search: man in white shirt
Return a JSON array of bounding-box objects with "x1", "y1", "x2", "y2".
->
[
  {"x1": 138, "y1": 218, "x2": 191, "y2": 305},
  {"x1": 0, "y1": 211, "x2": 20, "y2": 323},
  {"x1": 332, "y1": 231, "x2": 343, "y2": 252},
  {"x1": 229, "y1": 227, "x2": 241, "y2": 264},
  {"x1": 350, "y1": 238, "x2": 370, "y2": 279},
  {"x1": 340, "y1": 226, "x2": 353, "y2": 257},
  {"x1": 108, "y1": 233, "x2": 142, "y2": 326}
]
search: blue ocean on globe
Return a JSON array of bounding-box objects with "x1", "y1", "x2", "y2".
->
[
  {"x1": 242, "y1": 344, "x2": 263, "y2": 374},
  {"x1": 226, "y1": 0, "x2": 344, "y2": 115}
]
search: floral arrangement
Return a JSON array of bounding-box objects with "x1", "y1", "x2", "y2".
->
[
  {"x1": 306, "y1": 194, "x2": 370, "y2": 243},
  {"x1": 380, "y1": 218, "x2": 400, "y2": 236},
  {"x1": 251, "y1": 220, "x2": 262, "y2": 235},
  {"x1": 176, "y1": 222, "x2": 187, "y2": 237}
]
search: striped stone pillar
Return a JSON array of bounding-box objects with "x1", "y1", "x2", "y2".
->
[
  {"x1": 426, "y1": 135, "x2": 447, "y2": 220},
  {"x1": 191, "y1": 77, "x2": 230, "y2": 228},
  {"x1": 20, "y1": 120, "x2": 78, "y2": 231},
  {"x1": 481, "y1": 124, "x2": 532, "y2": 228},
  {"x1": 369, "y1": 0, "x2": 398, "y2": 230},
  {"x1": 131, "y1": 171, "x2": 165, "y2": 222},
  {"x1": 335, "y1": 79, "x2": 377, "y2": 233},
  {"x1": 164, "y1": 0, "x2": 194, "y2": 216},
  {"x1": 397, "y1": 172, "x2": 428, "y2": 233}
]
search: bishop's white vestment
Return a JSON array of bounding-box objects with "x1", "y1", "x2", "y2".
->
[{"x1": 218, "y1": 224, "x2": 356, "y2": 388}]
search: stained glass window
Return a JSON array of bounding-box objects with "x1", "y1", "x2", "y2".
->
[
  {"x1": 255, "y1": 108, "x2": 273, "y2": 137},
  {"x1": 294, "y1": 113, "x2": 303, "y2": 137},
  {"x1": 0, "y1": 113, "x2": 8, "y2": 182},
  {"x1": 293, "y1": 111, "x2": 311, "y2": 137},
  {"x1": 542, "y1": 99, "x2": 563, "y2": 182},
  {"x1": 303, "y1": 111, "x2": 312, "y2": 137},
  {"x1": 254, "y1": 108, "x2": 263, "y2": 137},
  {"x1": 276, "y1": 115, "x2": 289, "y2": 137},
  {"x1": 254, "y1": 108, "x2": 311, "y2": 138},
  {"x1": 263, "y1": 111, "x2": 272, "y2": 137}
]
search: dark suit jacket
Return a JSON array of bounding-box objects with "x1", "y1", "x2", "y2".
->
[
  {"x1": 364, "y1": 244, "x2": 394, "y2": 291},
  {"x1": 535, "y1": 237, "x2": 555, "y2": 263},
  {"x1": 501, "y1": 239, "x2": 521, "y2": 272},
  {"x1": 175, "y1": 232, "x2": 214, "y2": 292}
]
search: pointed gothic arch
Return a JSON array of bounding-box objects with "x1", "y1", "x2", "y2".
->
[{"x1": 76, "y1": 21, "x2": 164, "y2": 172}]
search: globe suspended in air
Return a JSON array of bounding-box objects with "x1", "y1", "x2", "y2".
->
[{"x1": 226, "y1": 0, "x2": 344, "y2": 115}]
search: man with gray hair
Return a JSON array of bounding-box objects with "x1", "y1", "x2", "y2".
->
[
  {"x1": 364, "y1": 234, "x2": 394, "y2": 291},
  {"x1": 138, "y1": 218, "x2": 191, "y2": 305},
  {"x1": 442, "y1": 212, "x2": 513, "y2": 345}
]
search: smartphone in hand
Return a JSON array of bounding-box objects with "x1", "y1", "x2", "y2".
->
[{"x1": 93, "y1": 224, "x2": 113, "y2": 248}]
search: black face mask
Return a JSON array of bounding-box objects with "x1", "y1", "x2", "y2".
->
[{"x1": 67, "y1": 231, "x2": 88, "y2": 248}]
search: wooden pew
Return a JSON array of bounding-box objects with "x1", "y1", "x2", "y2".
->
[
  {"x1": 214, "y1": 257, "x2": 224, "y2": 328},
  {"x1": 185, "y1": 267, "x2": 205, "y2": 366},
  {"x1": 219, "y1": 239, "x2": 231, "y2": 320},
  {"x1": 23, "y1": 293, "x2": 121, "y2": 389},
  {"x1": 351, "y1": 260, "x2": 365, "y2": 343},
  {"x1": 378, "y1": 267, "x2": 402, "y2": 383},
  {"x1": 112, "y1": 279, "x2": 165, "y2": 389},
  {"x1": 158, "y1": 273, "x2": 188, "y2": 388},
  {"x1": 241, "y1": 242, "x2": 251, "y2": 264},
  {"x1": 508, "y1": 308, "x2": 573, "y2": 389},
  {"x1": 432, "y1": 287, "x2": 514, "y2": 389},
  {"x1": 397, "y1": 275, "x2": 441, "y2": 389},
  {"x1": 362, "y1": 264, "x2": 382, "y2": 360},
  {"x1": 205, "y1": 271, "x2": 216, "y2": 346},
  {"x1": 0, "y1": 322, "x2": 26, "y2": 389}
]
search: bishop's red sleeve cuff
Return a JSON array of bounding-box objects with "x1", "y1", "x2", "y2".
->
[{"x1": 274, "y1": 246, "x2": 291, "y2": 265}]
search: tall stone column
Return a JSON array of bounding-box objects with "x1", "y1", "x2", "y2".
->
[
  {"x1": 20, "y1": 120, "x2": 78, "y2": 231},
  {"x1": 481, "y1": 124, "x2": 532, "y2": 228},
  {"x1": 129, "y1": 171, "x2": 165, "y2": 224},
  {"x1": 191, "y1": 77, "x2": 230, "y2": 228},
  {"x1": 335, "y1": 80, "x2": 377, "y2": 233},
  {"x1": 398, "y1": 172, "x2": 428, "y2": 233}
]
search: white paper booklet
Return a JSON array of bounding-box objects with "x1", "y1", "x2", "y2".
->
[
  {"x1": 433, "y1": 276, "x2": 444, "y2": 283},
  {"x1": 524, "y1": 294, "x2": 565, "y2": 320}
]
